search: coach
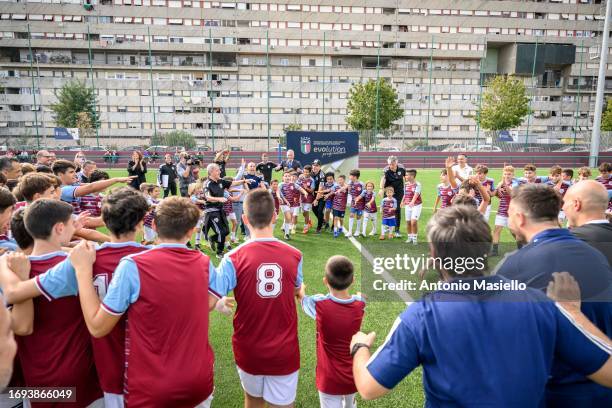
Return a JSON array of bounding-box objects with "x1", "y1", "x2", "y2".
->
[
  {"x1": 203, "y1": 163, "x2": 248, "y2": 257},
  {"x1": 276, "y1": 149, "x2": 302, "y2": 173},
  {"x1": 310, "y1": 159, "x2": 326, "y2": 233},
  {"x1": 158, "y1": 154, "x2": 178, "y2": 197},
  {"x1": 350, "y1": 205, "x2": 612, "y2": 405},
  {"x1": 495, "y1": 183, "x2": 612, "y2": 407},
  {"x1": 256, "y1": 153, "x2": 277, "y2": 184},
  {"x1": 379, "y1": 156, "x2": 405, "y2": 236},
  {"x1": 564, "y1": 180, "x2": 612, "y2": 266}
]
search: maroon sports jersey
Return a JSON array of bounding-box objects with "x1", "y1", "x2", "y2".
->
[
  {"x1": 22, "y1": 252, "x2": 102, "y2": 407},
  {"x1": 143, "y1": 198, "x2": 159, "y2": 228},
  {"x1": 362, "y1": 191, "x2": 377, "y2": 213},
  {"x1": 279, "y1": 182, "x2": 302, "y2": 208},
  {"x1": 381, "y1": 197, "x2": 397, "y2": 219},
  {"x1": 474, "y1": 178, "x2": 495, "y2": 204},
  {"x1": 92, "y1": 243, "x2": 148, "y2": 395},
  {"x1": 496, "y1": 182, "x2": 513, "y2": 217},
  {"x1": 79, "y1": 194, "x2": 103, "y2": 217},
  {"x1": 403, "y1": 181, "x2": 423, "y2": 206},
  {"x1": 121, "y1": 247, "x2": 215, "y2": 407},
  {"x1": 271, "y1": 190, "x2": 280, "y2": 213},
  {"x1": 596, "y1": 175, "x2": 612, "y2": 211},
  {"x1": 299, "y1": 176, "x2": 315, "y2": 204},
  {"x1": 302, "y1": 295, "x2": 365, "y2": 395},
  {"x1": 331, "y1": 185, "x2": 348, "y2": 212},
  {"x1": 222, "y1": 239, "x2": 303, "y2": 375},
  {"x1": 437, "y1": 184, "x2": 457, "y2": 209}
]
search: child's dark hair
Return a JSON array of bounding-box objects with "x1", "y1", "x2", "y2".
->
[
  {"x1": 475, "y1": 164, "x2": 488, "y2": 175},
  {"x1": 349, "y1": 169, "x2": 360, "y2": 178},
  {"x1": 325, "y1": 172, "x2": 335, "y2": 179},
  {"x1": 562, "y1": 168, "x2": 574, "y2": 178},
  {"x1": 337, "y1": 174, "x2": 346, "y2": 180},
  {"x1": 325, "y1": 255, "x2": 354, "y2": 290},
  {"x1": 441, "y1": 169, "x2": 448, "y2": 176},
  {"x1": 406, "y1": 169, "x2": 417, "y2": 177},
  {"x1": 89, "y1": 170, "x2": 110, "y2": 183},
  {"x1": 24, "y1": 199, "x2": 73, "y2": 239},
  {"x1": 102, "y1": 187, "x2": 149, "y2": 237},
  {"x1": 10, "y1": 208, "x2": 33, "y2": 250},
  {"x1": 303, "y1": 164, "x2": 312, "y2": 172},
  {"x1": 0, "y1": 187, "x2": 16, "y2": 212},
  {"x1": 598, "y1": 162, "x2": 611, "y2": 173}
]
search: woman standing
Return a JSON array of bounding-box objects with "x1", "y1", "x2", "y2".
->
[{"x1": 128, "y1": 150, "x2": 147, "y2": 190}]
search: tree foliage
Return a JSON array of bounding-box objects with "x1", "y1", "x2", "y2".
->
[
  {"x1": 51, "y1": 81, "x2": 99, "y2": 129},
  {"x1": 476, "y1": 75, "x2": 530, "y2": 132},
  {"x1": 75, "y1": 111, "x2": 94, "y2": 146},
  {"x1": 601, "y1": 99, "x2": 612, "y2": 132},
  {"x1": 151, "y1": 130, "x2": 197, "y2": 149},
  {"x1": 346, "y1": 79, "x2": 403, "y2": 131}
]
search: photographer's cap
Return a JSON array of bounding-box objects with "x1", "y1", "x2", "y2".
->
[{"x1": 312, "y1": 159, "x2": 321, "y2": 165}]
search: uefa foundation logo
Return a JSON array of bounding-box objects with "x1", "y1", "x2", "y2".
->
[{"x1": 360, "y1": 241, "x2": 612, "y2": 303}]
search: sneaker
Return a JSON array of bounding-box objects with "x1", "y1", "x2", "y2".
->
[
  {"x1": 194, "y1": 243, "x2": 202, "y2": 251},
  {"x1": 215, "y1": 253, "x2": 223, "y2": 259},
  {"x1": 379, "y1": 235, "x2": 385, "y2": 240},
  {"x1": 284, "y1": 233, "x2": 291, "y2": 240},
  {"x1": 394, "y1": 232, "x2": 402, "y2": 238},
  {"x1": 369, "y1": 231, "x2": 377, "y2": 236},
  {"x1": 226, "y1": 244, "x2": 232, "y2": 250},
  {"x1": 186, "y1": 241, "x2": 193, "y2": 249},
  {"x1": 405, "y1": 238, "x2": 412, "y2": 244},
  {"x1": 333, "y1": 230, "x2": 339, "y2": 238},
  {"x1": 323, "y1": 223, "x2": 330, "y2": 231},
  {"x1": 412, "y1": 238, "x2": 418, "y2": 245},
  {"x1": 231, "y1": 237, "x2": 239, "y2": 244},
  {"x1": 302, "y1": 226, "x2": 309, "y2": 234}
]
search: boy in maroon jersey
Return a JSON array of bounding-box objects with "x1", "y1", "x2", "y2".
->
[
  {"x1": 299, "y1": 165, "x2": 316, "y2": 234},
  {"x1": 491, "y1": 165, "x2": 520, "y2": 256},
  {"x1": 358, "y1": 181, "x2": 378, "y2": 236},
  {"x1": 595, "y1": 162, "x2": 612, "y2": 213},
  {"x1": 69, "y1": 197, "x2": 221, "y2": 407},
  {"x1": 0, "y1": 199, "x2": 103, "y2": 407},
  {"x1": 300, "y1": 255, "x2": 365, "y2": 408},
  {"x1": 1, "y1": 188, "x2": 151, "y2": 407},
  {"x1": 213, "y1": 188, "x2": 304, "y2": 407},
  {"x1": 433, "y1": 157, "x2": 458, "y2": 213},
  {"x1": 473, "y1": 165, "x2": 495, "y2": 222},
  {"x1": 324, "y1": 175, "x2": 349, "y2": 238}
]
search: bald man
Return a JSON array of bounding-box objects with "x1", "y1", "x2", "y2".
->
[
  {"x1": 564, "y1": 180, "x2": 612, "y2": 266},
  {"x1": 35, "y1": 150, "x2": 54, "y2": 166}
]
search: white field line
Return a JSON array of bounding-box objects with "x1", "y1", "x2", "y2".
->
[{"x1": 348, "y1": 235, "x2": 414, "y2": 306}]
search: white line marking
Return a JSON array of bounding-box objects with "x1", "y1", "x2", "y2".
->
[{"x1": 348, "y1": 235, "x2": 414, "y2": 306}]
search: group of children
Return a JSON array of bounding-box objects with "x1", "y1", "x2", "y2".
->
[{"x1": 0, "y1": 180, "x2": 367, "y2": 408}]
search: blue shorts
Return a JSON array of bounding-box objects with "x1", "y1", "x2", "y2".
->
[
  {"x1": 382, "y1": 218, "x2": 396, "y2": 227},
  {"x1": 332, "y1": 209, "x2": 345, "y2": 218},
  {"x1": 325, "y1": 200, "x2": 333, "y2": 209},
  {"x1": 350, "y1": 208, "x2": 363, "y2": 216}
]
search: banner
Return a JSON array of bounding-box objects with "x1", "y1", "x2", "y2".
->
[
  {"x1": 54, "y1": 127, "x2": 79, "y2": 141},
  {"x1": 286, "y1": 131, "x2": 359, "y2": 176}
]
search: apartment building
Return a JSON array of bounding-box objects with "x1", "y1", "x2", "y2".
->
[{"x1": 0, "y1": 0, "x2": 609, "y2": 149}]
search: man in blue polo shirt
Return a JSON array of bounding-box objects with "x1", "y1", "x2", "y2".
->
[
  {"x1": 495, "y1": 183, "x2": 612, "y2": 407},
  {"x1": 350, "y1": 205, "x2": 612, "y2": 406}
]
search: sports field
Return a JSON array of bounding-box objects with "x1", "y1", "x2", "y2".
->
[{"x1": 105, "y1": 167, "x2": 515, "y2": 407}]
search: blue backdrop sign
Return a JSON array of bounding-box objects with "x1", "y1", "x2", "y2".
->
[{"x1": 286, "y1": 131, "x2": 359, "y2": 174}]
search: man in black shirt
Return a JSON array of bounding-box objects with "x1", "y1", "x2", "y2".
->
[
  {"x1": 310, "y1": 160, "x2": 326, "y2": 233},
  {"x1": 379, "y1": 155, "x2": 406, "y2": 236},
  {"x1": 565, "y1": 180, "x2": 612, "y2": 266},
  {"x1": 256, "y1": 153, "x2": 277, "y2": 184},
  {"x1": 214, "y1": 149, "x2": 230, "y2": 178},
  {"x1": 203, "y1": 162, "x2": 248, "y2": 257},
  {"x1": 158, "y1": 153, "x2": 178, "y2": 197}
]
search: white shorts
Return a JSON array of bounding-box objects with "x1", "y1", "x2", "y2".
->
[
  {"x1": 318, "y1": 392, "x2": 357, "y2": 408},
  {"x1": 103, "y1": 393, "x2": 124, "y2": 408},
  {"x1": 237, "y1": 367, "x2": 298, "y2": 406},
  {"x1": 364, "y1": 212, "x2": 377, "y2": 221},
  {"x1": 227, "y1": 212, "x2": 237, "y2": 221},
  {"x1": 143, "y1": 226, "x2": 157, "y2": 242},
  {"x1": 483, "y1": 205, "x2": 492, "y2": 222},
  {"x1": 301, "y1": 203, "x2": 312, "y2": 212},
  {"x1": 280, "y1": 206, "x2": 300, "y2": 217},
  {"x1": 495, "y1": 214, "x2": 508, "y2": 227},
  {"x1": 404, "y1": 204, "x2": 422, "y2": 220}
]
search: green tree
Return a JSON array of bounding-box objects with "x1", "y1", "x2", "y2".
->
[
  {"x1": 279, "y1": 122, "x2": 302, "y2": 146},
  {"x1": 51, "y1": 81, "x2": 99, "y2": 131},
  {"x1": 476, "y1": 75, "x2": 530, "y2": 135},
  {"x1": 346, "y1": 79, "x2": 403, "y2": 131},
  {"x1": 151, "y1": 130, "x2": 197, "y2": 149},
  {"x1": 601, "y1": 99, "x2": 612, "y2": 132}
]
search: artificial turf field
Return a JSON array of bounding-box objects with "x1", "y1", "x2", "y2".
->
[{"x1": 104, "y1": 167, "x2": 519, "y2": 407}]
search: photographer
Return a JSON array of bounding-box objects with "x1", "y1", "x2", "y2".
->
[
  {"x1": 127, "y1": 150, "x2": 147, "y2": 190},
  {"x1": 177, "y1": 152, "x2": 200, "y2": 197}
]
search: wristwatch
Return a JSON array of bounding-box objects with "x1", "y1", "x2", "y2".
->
[{"x1": 351, "y1": 342, "x2": 370, "y2": 358}]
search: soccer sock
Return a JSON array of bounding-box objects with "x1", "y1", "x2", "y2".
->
[
  {"x1": 356, "y1": 219, "x2": 362, "y2": 234},
  {"x1": 362, "y1": 218, "x2": 368, "y2": 235},
  {"x1": 284, "y1": 223, "x2": 290, "y2": 235},
  {"x1": 195, "y1": 231, "x2": 201, "y2": 244},
  {"x1": 348, "y1": 218, "x2": 354, "y2": 234}
]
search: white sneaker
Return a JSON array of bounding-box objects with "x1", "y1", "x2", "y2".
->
[
  {"x1": 412, "y1": 238, "x2": 418, "y2": 245},
  {"x1": 353, "y1": 232, "x2": 361, "y2": 238},
  {"x1": 405, "y1": 238, "x2": 412, "y2": 243},
  {"x1": 369, "y1": 231, "x2": 376, "y2": 236},
  {"x1": 394, "y1": 232, "x2": 402, "y2": 238}
]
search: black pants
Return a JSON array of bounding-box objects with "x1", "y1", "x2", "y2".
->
[
  {"x1": 164, "y1": 183, "x2": 177, "y2": 198},
  {"x1": 313, "y1": 199, "x2": 326, "y2": 230},
  {"x1": 394, "y1": 193, "x2": 404, "y2": 232},
  {"x1": 204, "y1": 211, "x2": 229, "y2": 255}
]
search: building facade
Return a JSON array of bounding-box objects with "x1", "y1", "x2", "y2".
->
[{"x1": 0, "y1": 0, "x2": 609, "y2": 149}]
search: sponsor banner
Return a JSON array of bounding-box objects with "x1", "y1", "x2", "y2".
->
[
  {"x1": 287, "y1": 131, "x2": 359, "y2": 175},
  {"x1": 53, "y1": 127, "x2": 80, "y2": 140}
]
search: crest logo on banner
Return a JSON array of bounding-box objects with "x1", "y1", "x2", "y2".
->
[{"x1": 300, "y1": 136, "x2": 311, "y2": 154}]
